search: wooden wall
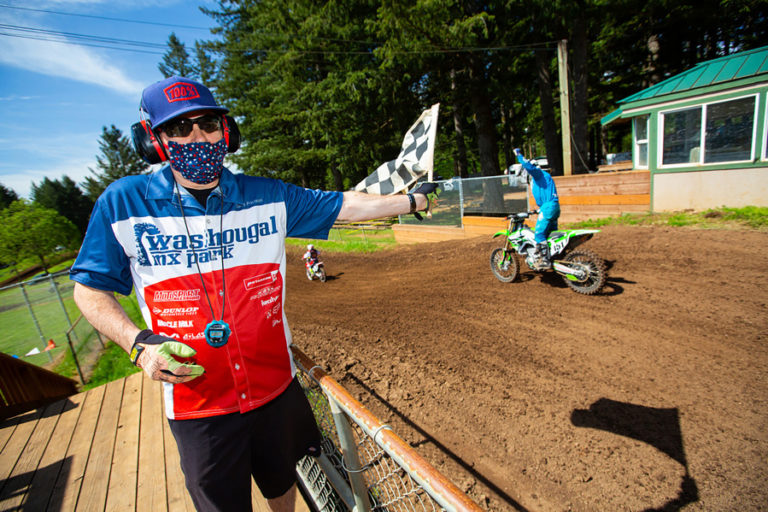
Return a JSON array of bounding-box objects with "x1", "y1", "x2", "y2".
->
[
  {"x1": 551, "y1": 170, "x2": 650, "y2": 224},
  {"x1": 392, "y1": 170, "x2": 651, "y2": 244}
]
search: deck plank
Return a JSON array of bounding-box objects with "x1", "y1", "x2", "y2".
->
[
  {"x1": 163, "y1": 405, "x2": 196, "y2": 512},
  {"x1": 137, "y1": 376, "x2": 167, "y2": 510},
  {"x1": 78, "y1": 378, "x2": 125, "y2": 512},
  {"x1": 51, "y1": 385, "x2": 105, "y2": 511},
  {"x1": 0, "y1": 400, "x2": 64, "y2": 509},
  {"x1": 0, "y1": 408, "x2": 43, "y2": 486},
  {"x1": 105, "y1": 371, "x2": 143, "y2": 511},
  {"x1": 23, "y1": 393, "x2": 86, "y2": 511}
]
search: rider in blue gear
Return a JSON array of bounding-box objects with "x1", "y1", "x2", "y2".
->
[{"x1": 514, "y1": 148, "x2": 560, "y2": 267}]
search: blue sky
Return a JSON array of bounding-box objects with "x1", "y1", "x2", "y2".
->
[{"x1": 0, "y1": 0, "x2": 219, "y2": 198}]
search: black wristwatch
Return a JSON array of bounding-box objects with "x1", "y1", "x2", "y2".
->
[
  {"x1": 129, "y1": 341, "x2": 145, "y2": 366},
  {"x1": 129, "y1": 329, "x2": 154, "y2": 366},
  {"x1": 407, "y1": 193, "x2": 417, "y2": 214}
]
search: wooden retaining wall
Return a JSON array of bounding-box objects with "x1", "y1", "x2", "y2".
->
[
  {"x1": 392, "y1": 170, "x2": 650, "y2": 244},
  {"x1": 552, "y1": 170, "x2": 650, "y2": 224}
]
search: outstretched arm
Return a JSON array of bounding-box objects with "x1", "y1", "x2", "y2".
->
[{"x1": 337, "y1": 191, "x2": 427, "y2": 222}]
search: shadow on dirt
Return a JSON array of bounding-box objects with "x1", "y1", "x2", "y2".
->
[
  {"x1": 347, "y1": 374, "x2": 530, "y2": 512},
  {"x1": 571, "y1": 398, "x2": 699, "y2": 511}
]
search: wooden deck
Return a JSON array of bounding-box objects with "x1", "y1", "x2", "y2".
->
[{"x1": 0, "y1": 372, "x2": 307, "y2": 511}]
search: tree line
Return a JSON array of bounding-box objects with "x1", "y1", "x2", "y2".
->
[{"x1": 1, "y1": 0, "x2": 765, "y2": 267}]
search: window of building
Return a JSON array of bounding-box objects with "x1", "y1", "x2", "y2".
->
[
  {"x1": 763, "y1": 96, "x2": 768, "y2": 161},
  {"x1": 634, "y1": 115, "x2": 649, "y2": 168},
  {"x1": 659, "y1": 95, "x2": 756, "y2": 167},
  {"x1": 704, "y1": 96, "x2": 755, "y2": 163}
]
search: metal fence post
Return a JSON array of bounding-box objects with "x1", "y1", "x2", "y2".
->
[
  {"x1": 19, "y1": 283, "x2": 52, "y2": 362},
  {"x1": 65, "y1": 329, "x2": 85, "y2": 386},
  {"x1": 328, "y1": 399, "x2": 372, "y2": 512},
  {"x1": 49, "y1": 274, "x2": 78, "y2": 342}
]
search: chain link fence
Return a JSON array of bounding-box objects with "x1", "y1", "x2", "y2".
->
[
  {"x1": 398, "y1": 175, "x2": 529, "y2": 227},
  {"x1": 292, "y1": 346, "x2": 482, "y2": 512},
  {"x1": 0, "y1": 271, "x2": 103, "y2": 384}
]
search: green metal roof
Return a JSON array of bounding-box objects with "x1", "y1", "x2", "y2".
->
[{"x1": 602, "y1": 45, "x2": 768, "y2": 125}]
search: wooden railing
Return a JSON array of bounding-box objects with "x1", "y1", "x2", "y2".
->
[{"x1": 0, "y1": 352, "x2": 78, "y2": 420}]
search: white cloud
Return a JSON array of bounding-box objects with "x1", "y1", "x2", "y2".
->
[
  {"x1": 1, "y1": 159, "x2": 95, "y2": 200},
  {"x1": 0, "y1": 30, "x2": 145, "y2": 97}
]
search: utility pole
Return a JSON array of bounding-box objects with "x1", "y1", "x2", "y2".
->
[{"x1": 558, "y1": 39, "x2": 573, "y2": 176}]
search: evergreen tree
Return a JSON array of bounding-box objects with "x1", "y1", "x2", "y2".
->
[
  {"x1": 0, "y1": 183, "x2": 19, "y2": 210},
  {"x1": 159, "y1": 33, "x2": 196, "y2": 78},
  {"x1": 82, "y1": 125, "x2": 150, "y2": 201},
  {"x1": 31, "y1": 176, "x2": 94, "y2": 239}
]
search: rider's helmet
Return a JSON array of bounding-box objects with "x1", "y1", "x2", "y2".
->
[{"x1": 307, "y1": 244, "x2": 314, "y2": 251}]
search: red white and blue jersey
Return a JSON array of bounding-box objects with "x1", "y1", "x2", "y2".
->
[{"x1": 70, "y1": 166, "x2": 343, "y2": 420}]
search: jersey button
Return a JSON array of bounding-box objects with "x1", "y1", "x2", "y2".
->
[
  {"x1": 234, "y1": 363, "x2": 240, "y2": 370},
  {"x1": 241, "y1": 393, "x2": 246, "y2": 399}
]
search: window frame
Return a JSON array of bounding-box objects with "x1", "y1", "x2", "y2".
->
[
  {"x1": 657, "y1": 93, "x2": 758, "y2": 169},
  {"x1": 633, "y1": 115, "x2": 650, "y2": 169}
]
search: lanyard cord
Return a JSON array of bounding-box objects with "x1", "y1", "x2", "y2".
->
[{"x1": 175, "y1": 183, "x2": 226, "y2": 322}]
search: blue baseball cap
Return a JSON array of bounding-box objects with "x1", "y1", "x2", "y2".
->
[{"x1": 140, "y1": 76, "x2": 228, "y2": 128}]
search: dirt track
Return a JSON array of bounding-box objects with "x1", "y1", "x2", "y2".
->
[{"x1": 284, "y1": 225, "x2": 768, "y2": 512}]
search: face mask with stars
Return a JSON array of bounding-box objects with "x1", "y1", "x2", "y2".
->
[{"x1": 167, "y1": 139, "x2": 228, "y2": 184}]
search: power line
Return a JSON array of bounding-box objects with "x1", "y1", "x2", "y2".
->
[
  {"x1": 0, "y1": 31, "x2": 165, "y2": 55},
  {"x1": 0, "y1": 23, "x2": 167, "y2": 49},
  {"x1": 0, "y1": 3, "x2": 210, "y2": 31}
]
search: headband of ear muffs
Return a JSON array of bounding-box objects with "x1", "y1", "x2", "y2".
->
[{"x1": 130, "y1": 115, "x2": 241, "y2": 165}]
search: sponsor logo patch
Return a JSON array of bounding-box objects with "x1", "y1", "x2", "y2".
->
[
  {"x1": 164, "y1": 82, "x2": 200, "y2": 103},
  {"x1": 153, "y1": 289, "x2": 201, "y2": 302}
]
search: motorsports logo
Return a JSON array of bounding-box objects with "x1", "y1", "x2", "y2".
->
[{"x1": 134, "y1": 216, "x2": 278, "y2": 268}]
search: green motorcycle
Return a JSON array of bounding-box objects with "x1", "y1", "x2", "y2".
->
[{"x1": 490, "y1": 211, "x2": 608, "y2": 295}]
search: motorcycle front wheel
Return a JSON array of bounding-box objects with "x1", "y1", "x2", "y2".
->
[
  {"x1": 317, "y1": 266, "x2": 327, "y2": 282},
  {"x1": 561, "y1": 250, "x2": 607, "y2": 295},
  {"x1": 306, "y1": 268, "x2": 313, "y2": 281},
  {"x1": 490, "y1": 248, "x2": 519, "y2": 283}
]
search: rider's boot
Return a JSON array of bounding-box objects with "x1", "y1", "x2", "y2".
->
[{"x1": 536, "y1": 242, "x2": 551, "y2": 268}]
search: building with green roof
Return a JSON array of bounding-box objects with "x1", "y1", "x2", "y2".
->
[{"x1": 601, "y1": 45, "x2": 768, "y2": 211}]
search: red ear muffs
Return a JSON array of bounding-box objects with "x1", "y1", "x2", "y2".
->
[
  {"x1": 222, "y1": 115, "x2": 241, "y2": 154},
  {"x1": 130, "y1": 120, "x2": 168, "y2": 164},
  {"x1": 131, "y1": 115, "x2": 240, "y2": 165}
]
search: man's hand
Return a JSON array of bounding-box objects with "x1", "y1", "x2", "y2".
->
[
  {"x1": 514, "y1": 147, "x2": 537, "y2": 172},
  {"x1": 411, "y1": 182, "x2": 441, "y2": 220},
  {"x1": 134, "y1": 330, "x2": 205, "y2": 383}
]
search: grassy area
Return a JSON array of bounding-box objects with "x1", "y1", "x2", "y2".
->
[
  {"x1": 83, "y1": 341, "x2": 140, "y2": 391},
  {"x1": 78, "y1": 291, "x2": 144, "y2": 389},
  {"x1": 567, "y1": 206, "x2": 768, "y2": 230},
  {"x1": 287, "y1": 224, "x2": 398, "y2": 253}
]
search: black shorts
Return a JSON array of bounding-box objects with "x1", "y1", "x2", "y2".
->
[{"x1": 168, "y1": 377, "x2": 321, "y2": 509}]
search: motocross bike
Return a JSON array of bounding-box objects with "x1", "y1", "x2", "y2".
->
[
  {"x1": 490, "y1": 211, "x2": 607, "y2": 295},
  {"x1": 304, "y1": 258, "x2": 327, "y2": 282}
]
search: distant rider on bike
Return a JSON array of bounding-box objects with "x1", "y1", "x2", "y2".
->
[
  {"x1": 514, "y1": 148, "x2": 560, "y2": 267},
  {"x1": 303, "y1": 244, "x2": 320, "y2": 274}
]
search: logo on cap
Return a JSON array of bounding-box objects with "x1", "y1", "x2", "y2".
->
[{"x1": 163, "y1": 82, "x2": 200, "y2": 103}]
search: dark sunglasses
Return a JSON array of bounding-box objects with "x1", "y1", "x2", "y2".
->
[{"x1": 161, "y1": 114, "x2": 223, "y2": 138}]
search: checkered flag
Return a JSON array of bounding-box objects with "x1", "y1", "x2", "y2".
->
[{"x1": 354, "y1": 104, "x2": 439, "y2": 195}]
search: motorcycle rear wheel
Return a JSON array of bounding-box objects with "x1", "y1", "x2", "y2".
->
[
  {"x1": 490, "y1": 248, "x2": 519, "y2": 283},
  {"x1": 561, "y1": 250, "x2": 607, "y2": 295},
  {"x1": 317, "y1": 267, "x2": 327, "y2": 282}
]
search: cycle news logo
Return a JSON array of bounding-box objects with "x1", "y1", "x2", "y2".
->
[{"x1": 133, "y1": 216, "x2": 278, "y2": 268}]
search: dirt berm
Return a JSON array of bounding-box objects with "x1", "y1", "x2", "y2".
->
[{"x1": 285, "y1": 224, "x2": 767, "y2": 512}]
